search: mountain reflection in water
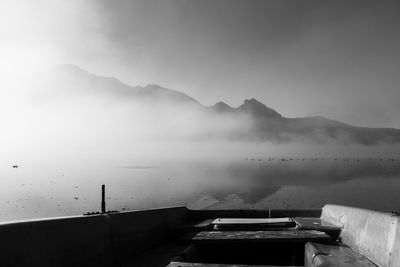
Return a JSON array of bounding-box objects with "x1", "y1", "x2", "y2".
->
[{"x1": 1, "y1": 155, "x2": 400, "y2": 222}]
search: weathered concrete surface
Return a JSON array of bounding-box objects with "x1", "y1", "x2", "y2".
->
[
  {"x1": 321, "y1": 204, "x2": 400, "y2": 267},
  {"x1": 108, "y1": 206, "x2": 188, "y2": 265},
  {"x1": 0, "y1": 215, "x2": 112, "y2": 267},
  {"x1": 305, "y1": 242, "x2": 377, "y2": 267},
  {"x1": 0, "y1": 206, "x2": 189, "y2": 267}
]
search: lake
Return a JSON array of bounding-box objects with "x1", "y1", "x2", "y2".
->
[{"x1": 1, "y1": 143, "x2": 400, "y2": 222}]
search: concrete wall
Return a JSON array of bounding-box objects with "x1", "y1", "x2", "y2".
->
[
  {"x1": 321, "y1": 204, "x2": 400, "y2": 267},
  {"x1": 0, "y1": 215, "x2": 112, "y2": 267},
  {"x1": 108, "y1": 206, "x2": 189, "y2": 265},
  {"x1": 0, "y1": 206, "x2": 189, "y2": 267}
]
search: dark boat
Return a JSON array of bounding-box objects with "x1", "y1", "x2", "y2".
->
[{"x1": 0, "y1": 204, "x2": 399, "y2": 266}]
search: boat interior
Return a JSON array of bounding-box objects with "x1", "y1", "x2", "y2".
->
[{"x1": 0, "y1": 204, "x2": 399, "y2": 266}]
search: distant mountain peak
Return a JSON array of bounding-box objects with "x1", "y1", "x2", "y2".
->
[
  {"x1": 53, "y1": 64, "x2": 90, "y2": 75},
  {"x1": 244, "y1": 98, "x2": 261, "y2": 104},
  {"x1": 212, "y1": 101, "x2": 235, "y2": 113},
  {"x1": 239, "y1": 98, "x2": 282, "y2": 118},
  {"x1": 242, "y1": 98, "x2": 269, "y2": 107},
  {"x1": 215, "y1": 101, "x2": 230, "y2": 107}
]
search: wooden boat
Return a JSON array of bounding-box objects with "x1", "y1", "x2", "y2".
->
[{"x1": 0, "y1": 204, "x2": 399, "y2": 266}]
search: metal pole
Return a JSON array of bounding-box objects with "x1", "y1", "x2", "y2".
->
[{"x1": 101, "y1": 184, "x2": 106, "y2": 213}]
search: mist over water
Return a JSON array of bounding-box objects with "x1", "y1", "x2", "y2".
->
[
  {"x1": 1, "y1": 72, "x2": 400, "y2": 222},
  {"x1": 2, "y1": 146, "x2": 400, "y2": 222}
]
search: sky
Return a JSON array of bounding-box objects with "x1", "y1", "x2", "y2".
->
[{"x1": 1, "y1": 0, "x2": 400, "y2": 128}]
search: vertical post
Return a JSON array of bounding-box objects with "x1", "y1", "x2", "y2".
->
[{"x1": 101, "y1": 184, "x2": 106, "y2": 213}]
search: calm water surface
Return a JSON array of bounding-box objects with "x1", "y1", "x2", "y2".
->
[{"x1": 1, "y1": 154, "x2": 400, "y2": 222}]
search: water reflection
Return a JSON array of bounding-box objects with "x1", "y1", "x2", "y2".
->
[{"x1": 1, "y1": 155, "x2": 400, "y2": 222}]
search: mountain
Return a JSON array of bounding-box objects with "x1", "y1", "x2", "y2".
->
[
  {"x1": 212, "y1": 98, "x2": 400, "y2": 144},
  {"x1": 212, "y1": 101, "x2": 236, "y2": 113},
  {"x1": 48, "y1": 64, "x2": 199, "y2": 106},
  {"x1": 44, "y1": 65, "x2": 400, "y2": 144},
  {"x1": 238, "y1": 99, "x2": 282, "y2": 119}
]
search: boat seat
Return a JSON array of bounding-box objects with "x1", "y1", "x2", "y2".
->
[
  {"x1": 292, "y1": 217, "x2": 341, "y2": 239},
  {"x1": 320, "y1": 204, "x2": 400, "y2": 266},
  {"x1": 305, "y1": 242, "x2": 378, "y2": 267},
  {"x1": 182, "y1": 230, "x2": 331, "y2": 244}
]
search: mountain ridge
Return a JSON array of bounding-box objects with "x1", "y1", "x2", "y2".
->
[
  {"x1": 46, "y1": 64, "x2": 400, "y2": 144},
  {"x1": 50, "y1": 64, "x2": 199, "y2": 105}
]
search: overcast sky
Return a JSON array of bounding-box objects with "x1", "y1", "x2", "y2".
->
[{"x1": 1, "y1": 0, "x2": 400, "y2": 127}]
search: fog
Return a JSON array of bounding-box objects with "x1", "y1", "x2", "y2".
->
[{"x1": 1, "y1": 71, "x2": 400, "y2": 222}]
